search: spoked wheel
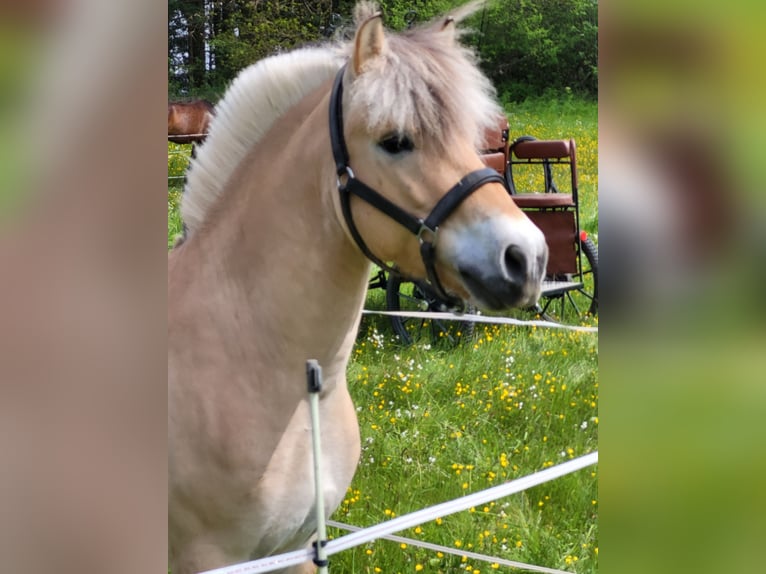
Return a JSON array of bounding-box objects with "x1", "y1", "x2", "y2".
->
[
  {"x1": 537, "y1": 235, "x2": 598, "y2": 323},
  {"x1": 385, "y1": 274, "x2": 475, "y2": 346}
]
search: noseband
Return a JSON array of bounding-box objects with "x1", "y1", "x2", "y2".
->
[{"x1": 329, "y1": 65, "x2": 505, "y2": 312}]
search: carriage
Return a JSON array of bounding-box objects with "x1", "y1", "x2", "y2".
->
[{"x1": 374, "y1": 115, "x2": 598, "y2": 345}]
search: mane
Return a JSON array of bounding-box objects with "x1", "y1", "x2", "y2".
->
[
  {"x1": 181, "y1": 47, "x2": 343, "y2": 233},
  {"x1": 181, "y1": 0, "x2": 501, "y2": 235}
]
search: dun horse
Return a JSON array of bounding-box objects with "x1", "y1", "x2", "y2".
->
[
  {"x1": 168, "y1": 2, "x2": 548, "y2": 572},
  {"x1": 168, "y1": 99, "x2": 215, "y2": 143}
]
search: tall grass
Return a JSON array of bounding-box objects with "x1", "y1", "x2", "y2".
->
[
  {"x1": 167, "y1": 143, "x2": 189, "y2": 248},
  {"x1": 333, "y1": 320, "x2": 598, "y2": 573},
  {"x1": 168, "y1": 98, "x2": 598, "y2": 573}
]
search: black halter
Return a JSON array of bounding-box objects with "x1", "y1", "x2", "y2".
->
[{"x1": 329, "y1": 65, "x2": 505, "y2": 312}]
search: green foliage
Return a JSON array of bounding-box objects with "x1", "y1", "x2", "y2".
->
[
  {"x1": 169, "y1": 0, "x2": 208, "y2": 94},
  {"x1": 168, "y1": 0, "x2": 598, "y2": 102},
  {"x1": 206, "y1": 1, "x2": 330, "y2": 88},
  {"x1": 372, "y1": 0, "x2": 467, "y2": 30},
  {"x1": 0, "y1": 26, "x2": 38, "y2": 221},
  {"x1": 476, "y1": 0, "x2": 598, "y2": 101},
  {"x1": 169, "y1": 1, "x2": 334, "y2": 98},
  {"x1": 167, "y1": 142, "x2": 190, "y2": 248},
  {"x1": 168, "y1": 184, "x2": 185, "y2": 249}
]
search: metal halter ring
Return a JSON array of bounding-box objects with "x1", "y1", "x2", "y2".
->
[
  {"x1": 417, "y1": 221, "x2": 438, "y2": 245},
  {"x1": 336, "y1": 166, "x2": 355, "y2": 190}
]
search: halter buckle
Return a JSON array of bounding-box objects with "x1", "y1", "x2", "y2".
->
[
  {"x1": 336, "y1": 166, "x2": 355, "y2": 190},
  {"x1": 417, "y1": 221, "x2": 438, "y2": 245}
]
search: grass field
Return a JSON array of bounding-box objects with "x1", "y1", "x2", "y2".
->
[{"x1": 168, "y1": 98, "x2": 598, "y2": 573}]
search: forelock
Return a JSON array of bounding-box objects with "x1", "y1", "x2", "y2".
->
[{"x1": 344, "y1": 15, "x2": 501, "y2": 154}]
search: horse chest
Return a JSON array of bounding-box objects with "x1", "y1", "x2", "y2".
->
[{"x1": 218, "y1": 385, "x2": 361, "y2": 559}]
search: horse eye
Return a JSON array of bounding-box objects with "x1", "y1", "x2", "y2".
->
[{"x1": 378, "y1": 134, "x2": 414, "y2": 155}]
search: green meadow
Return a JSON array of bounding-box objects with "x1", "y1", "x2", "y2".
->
[{"x1": 168, "y1": 98, "x2": 598, "y2": 573}]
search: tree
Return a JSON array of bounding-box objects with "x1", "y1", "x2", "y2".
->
[
  {"x1": 167, "y1": 0, "x2": 598, "y2": 101},
  {"x1": 169, "y1": 0, "x2": 208, "y2": 95},
  {"x1": 169, "y1": 1, "x2": 336, "y2": 97},
  {"x1": 206, "y1": 0, "x2": 334, "y2": 88},
  {"x1": 476, "y1": 0, "x2": 598, "y2": 100}
]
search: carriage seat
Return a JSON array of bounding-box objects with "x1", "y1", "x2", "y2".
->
[
  {"x1": 508, "y1": 137, "x2": 577, "y2": 208},
  {"x1": 511, "y1": 193, "x2": 575, "y2": 208},
  {"x1": 512, "y1": 138, "x2": 572, "y2": 160},
  {"x1": 507, "y1": 137, "x2": 580, "y2": 275}
]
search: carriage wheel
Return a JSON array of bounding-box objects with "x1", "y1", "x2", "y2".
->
[
  {"x1": 537, "y1": 236, "x2": 598, "y2": 323},
  {"x1": 385, "y1": 274, "x2": 475, "y2": 346}
]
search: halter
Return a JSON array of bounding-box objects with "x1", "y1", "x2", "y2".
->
[{"x1": 329, "y1": 65, "x2": 505, "y2": 312}]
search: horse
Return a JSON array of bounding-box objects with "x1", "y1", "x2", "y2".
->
[
  {"x1": 168, "y1": 99, "x2": 215, "y2": 144},
  {"x1": 168, "y1": 2, "x2": 548, "y2": 572}
]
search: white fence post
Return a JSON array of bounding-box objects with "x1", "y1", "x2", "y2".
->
[{"x1": 307, "y1": 360, "x2": 330, "y2": 573}]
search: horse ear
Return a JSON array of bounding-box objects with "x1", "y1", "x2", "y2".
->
[
  {"x1": 352, "y1": 12, "x2": 385, "y2": 75},
  {"x1": 440, "y1": 17, "x2": 456, "y2": 42}
]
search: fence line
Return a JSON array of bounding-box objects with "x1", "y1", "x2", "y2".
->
[
  {"x1": 326, "y1": 519, "x2": 575, "y2": 574},
  {"x1": 362, "y1": 309, "x2": 598, "y2": 333},
  {"x1": 198, "y1": 453, "x2": 598, "y2": 574}
]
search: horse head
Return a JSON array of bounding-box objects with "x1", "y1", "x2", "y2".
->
[{"x1": 332, "y1": 4, "x2": 548, "y2": 310}]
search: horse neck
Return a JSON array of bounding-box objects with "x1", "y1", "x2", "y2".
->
[{"x1": 188, "y1": 86, "x2": 371, "y2": 378}]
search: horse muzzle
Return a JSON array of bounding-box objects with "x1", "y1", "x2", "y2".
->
[{"x1": 444, "y1": 215, "x2": 548, "y2": 310}]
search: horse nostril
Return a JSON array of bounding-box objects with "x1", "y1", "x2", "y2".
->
[{"x1": 504, "y1": 245, "x2": 527, "y2": 283}]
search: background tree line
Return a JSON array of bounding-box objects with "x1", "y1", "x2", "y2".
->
[{"x1": 168, "y1": 0, "x2": 597, "y2": 102}]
